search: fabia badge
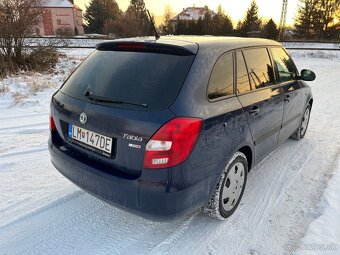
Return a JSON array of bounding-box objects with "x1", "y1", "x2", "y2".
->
[{"x1": 79, "y1": 112, "x2": 87, "y2": 125}]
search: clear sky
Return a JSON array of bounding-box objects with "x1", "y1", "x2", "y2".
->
[{"x1": 75, "y1": 0, "x2": 299, "y2": 26}]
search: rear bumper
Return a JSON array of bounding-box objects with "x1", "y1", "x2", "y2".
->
[{"x1": 49, "y1": 138, "x2": 213, "y2": 220}]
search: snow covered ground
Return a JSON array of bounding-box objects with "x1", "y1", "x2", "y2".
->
[
  {"x1": 282, "y1": 42, "x2": 340, "y2": 50},
  {"x1": 0, "y1": 48, "x2": 339, "y2": 255},
  {"x1": 295, "y1": 159, "x2": 340, "y2": 255}
]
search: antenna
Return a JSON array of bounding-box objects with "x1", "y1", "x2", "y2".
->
[{"x1": 147, "y1": 9, "x2": 160, "y2": 40}]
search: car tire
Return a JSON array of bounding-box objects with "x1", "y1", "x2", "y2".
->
[
  {"x1": 291, "y1": 104, "x2": 311, "y2": 140},
  {"x1": 204, "y1": 151, "x2": 248, "y2": 220}
]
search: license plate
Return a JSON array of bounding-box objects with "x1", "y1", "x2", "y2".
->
[{"x1": 68, "y1": 124, "x2": 112, "y2": 157}]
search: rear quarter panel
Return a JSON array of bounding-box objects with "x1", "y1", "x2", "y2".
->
[{"x1": 169, "y1": 46, "x2": 254, "y2": 199}]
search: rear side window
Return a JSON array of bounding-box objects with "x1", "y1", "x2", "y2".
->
[
  {"x1": 60, "y1": 50, "x2": 195, "y2": 111},
  {"x1": 242, "y1": 48, "x2": 275, "y2": 89},
  {"x1": 270, "y1": 47, "x2": 298, "y2": 83},
  {"x1": 208, "y1": 52, "x2": 234, "y2": 100},
  {"x1": 236, "y1": 51, "x2": 252, "y2": 94}
]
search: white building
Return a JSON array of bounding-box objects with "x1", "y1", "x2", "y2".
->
[{"x1": 170, "y1": 7, "x2": 216, "y2": 29}]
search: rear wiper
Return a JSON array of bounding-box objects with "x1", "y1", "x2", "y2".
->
[{"x1": 84, "y1": 91, "x2": 148, "y2": 108}]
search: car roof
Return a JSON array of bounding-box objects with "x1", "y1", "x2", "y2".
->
[
  {"x1": 99, "y1": 36, "x2": 281, "y2": 55},
  {"x1": 131, "y1": 36, "x2": 280, "y2": 50},
  {"x1": 159, "y1": 36, "x2": 281, "y2": 47}
]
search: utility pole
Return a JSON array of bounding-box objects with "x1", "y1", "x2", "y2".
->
[{"x1": 279, "y1": 0, "x2": 288, "y2": 40}]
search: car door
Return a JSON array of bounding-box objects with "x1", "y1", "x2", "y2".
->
[
  {"x1": 200, "y1": 51, "x2": 245, "y2": 168},
  {"x1": 236, "y1": 48, "x2": 284, "y2": 163},
  {"x1": 270, "y1": 47, "x2": 305, "y2": 144}
]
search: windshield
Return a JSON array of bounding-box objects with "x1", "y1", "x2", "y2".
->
[{"x1": 60, "y1": 50, "x2": 195, "y2": 111}]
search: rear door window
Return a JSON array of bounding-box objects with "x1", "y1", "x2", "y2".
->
[
  {"x1": 236, "y1": 51, "x2": 252, "y2": 94},
  {"x1": 242, "y1": 48, "x2": 275, "y2": 89},
  {"x1": 208, "y1": 52, "x2": 234, "y2": 100},
  {"x1": 270, "y1": 47, "x2": 298, "y2": 83},
  {"x1": 60, "y1": 50, "x2": 195, "y2": 111}
]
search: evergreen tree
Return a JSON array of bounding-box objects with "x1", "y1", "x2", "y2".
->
[
  {"x1": 122, "y1": 0, "x2": 152, "y2": 37},
  {"x1": 239, "y1": 1, "x2": 262, "y2": 37},
  {"x1": 195, "y1": 17, "x2": 204, "y2": 35},
  {"x1": 84, "y1": 0, "x2": 120, "y2": 34},
  {"x1": 187, "y1": 20, "x2": 198, "y2": 35},
  {"x1": 202, "y1": 11, "x2": 213, "y2": 35},
  {"x1": 262, "y1": 19, "x2": 279, "y2": 40},
  {"x1": 234, "y1": 21, "x2": 243, "y2": 36},
  {"x1": 295, "y1": 0, "x2": 339, "y2": 39},
  {"x1": 294, "y1": 0, "x2": 320, "y2": 38},
  {"x1": 319, "y1": 0, "x2": 340, "y2": 39},
  {"x1": 211, "y1": 5, "x2": 233, "y2": 35},
  {"x1": 174, "y1": 6, "x2": 232, "y2": 36},
  {"x1": 174, "y1": 18, "x2": 185, "y2": 35}
]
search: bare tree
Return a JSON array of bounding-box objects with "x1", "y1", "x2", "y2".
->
[
  {"x1": 0, "y1": 0, "x2": 61, "y2": 78},
  {"x1": 0, "y1": 0, "x2": 41, "y2": 63},
  {"x1": 161, "y1": 5, "x2": 175, "y2": 35}
]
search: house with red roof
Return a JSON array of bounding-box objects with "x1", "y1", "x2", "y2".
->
[{"x1": 35, "y1": 0, "x2": 84, "y2": 36}]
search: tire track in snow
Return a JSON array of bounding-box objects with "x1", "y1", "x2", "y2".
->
[
  {"x1": 0, "y1": 147, "x2": 47, "y2": 159},
  {"x1": 0, "y1": 150, "x2": 191, "y2": 255},
  {"x1": 148, "y1": 214, "x2": 198, "y2": 255},
  {"x1": 0, "y1": 111, "x2": 48, "y2": 158},
  {"x1": 0, "y1": 150, "x2": 72, "y2": 226},
  {"x1": 0, "y1": 111, "x2": 48, "y2": 132},
  {"x1": 0, "y1": 190, "x2": 84, "y2": 231},
  {"x1": 0, "y1": 112, "x2": 48, "y2": 120},
  {"x1": 92, "y1": 212, "x2": 190, "y2": 255},
  {"x1": 0, "y1": 122, "x2": 48, "y2": 132},
  {"x1": 0, "y1": 188, "x2": 190, "y2": 255},
  {"x1": 254, "y1": 140, "x2": 314, "y2": 227},
  {"x1": 234, "y1": 140, "x2": 316, "y2": 255},
  {"x1": 0, "y1": 191, "x2": 105, "y2": 255},
  {"x1": 149, "y1": 140, "x2": 315, "y2": 255}
]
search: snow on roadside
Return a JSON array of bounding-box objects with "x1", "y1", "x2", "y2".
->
[
  {"x1": 294, "y1": 158, "x2": 340, "y2": 255},
  {"x1": 0, "y1": 49, "x2": 93, "y2": 113},
  {"x1": 60, "y1": 48, "x2": 94, "y2": 59},
  {"x1": 288, "y1": 49, "x2": 340, "y2": 60},
  {"x1": 283, "y1": 42, "x2": 340, "y2": 50}
]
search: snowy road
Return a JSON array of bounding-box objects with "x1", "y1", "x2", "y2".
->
[{"x1": 0, "y1": 55, "x2": 339, "y2": 255}]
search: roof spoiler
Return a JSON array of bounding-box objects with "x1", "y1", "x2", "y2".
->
[{"x1": 96, "y1": 41, "x2": 196, "y2": 56}]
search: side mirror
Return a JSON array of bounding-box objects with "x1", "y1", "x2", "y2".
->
[{"x1": 300, "y1": 69, "x2": 316, "y2": 81}]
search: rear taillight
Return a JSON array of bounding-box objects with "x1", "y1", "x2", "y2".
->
[
  {"x1": 50, "y1": 115, "x2": 56, "y2": 131},
  {"x1": 143, "y1": 117, "x2": 203, "y2": 169}
]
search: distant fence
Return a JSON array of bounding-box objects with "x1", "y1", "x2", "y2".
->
[
  {"x1": 23, "y1": 46, "x2": 340, "y2": 51},
  {"x1": 19, "y1": 46, "x2": 340, "y2": 51},
  {"x1": 2, "y1": 37, "x2": 339, "y2": 50},
  {"x1": 284, "y1": 47, "x2": 340, "y2": 51},
  {"x1": 17, "y1": 36, "x2": 340, "y2": 43},
  {"x1": 22, "y1": 45, "x2": 96, "y2": 49}
]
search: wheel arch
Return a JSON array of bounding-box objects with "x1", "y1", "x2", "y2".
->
[
  {"x1": 308, "y1": 97, "x2": 313, "y2": 108},
  {"x1": 238, "y1": 145, "x2": 253, "y2": 172}
]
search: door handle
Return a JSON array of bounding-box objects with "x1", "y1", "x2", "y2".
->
[
  {"x1": 284, "y1": 95, "x2": 290, "y2": 102},
  {"x1": 249, "y1": 106, "x2": 260, "y2": 116}
]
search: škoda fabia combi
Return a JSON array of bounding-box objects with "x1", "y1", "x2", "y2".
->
[{"x1": 49, "y1": 37, "x2": 315, "y2": 220}]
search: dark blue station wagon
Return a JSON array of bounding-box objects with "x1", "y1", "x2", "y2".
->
[{"x1": 49, "y1": 37, "x2": 315, "y2": 220}]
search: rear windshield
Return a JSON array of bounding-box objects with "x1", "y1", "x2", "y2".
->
[{"x1": 60, "y1": 50, "x2": 195, "y2": 111}]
